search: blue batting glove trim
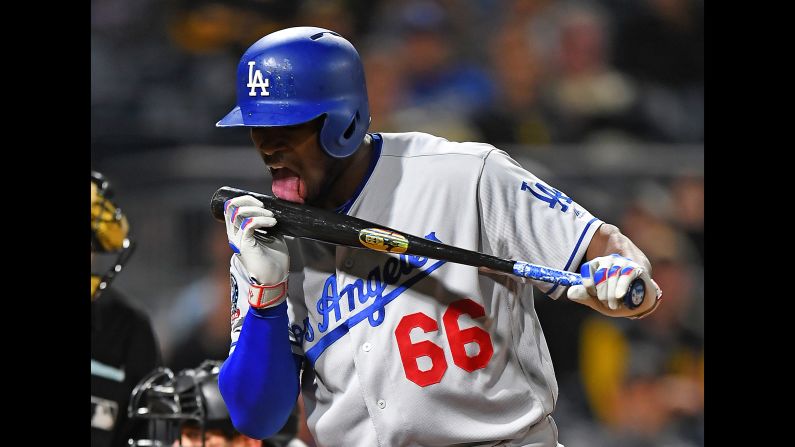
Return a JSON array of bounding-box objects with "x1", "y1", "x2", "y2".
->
[
  {"x1": 580, "y1": 262, "x2": 592, "y2": 279},
  {"x1": 621, "y1": 266, "x2": 635, "y2": 276},
  {"x1": 608, "y1": 265, "x2": 621, "y2": 278},
  {"x1": 241, "y1": 217, "x2": 252, "y2": 231},
  {"x1": 594, "y1": 268, "x2": 607, "y2": 285},
  {"x1": 228, "y1": 242, "x2": 240, "y2": 254},
  {"x1": 547, "y1": 217, "x2": 600, "y2": 296}
]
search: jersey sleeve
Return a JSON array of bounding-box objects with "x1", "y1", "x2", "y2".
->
[{"x1": 477, "y1": 149, "x2": 603, "y2": 299}]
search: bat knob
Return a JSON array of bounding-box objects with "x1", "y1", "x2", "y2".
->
[{"x1": 623, "y1": 279, "x2": 645, "y2": 309}]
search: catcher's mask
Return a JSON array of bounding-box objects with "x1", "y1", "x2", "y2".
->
[
  {"x1": 91, "y1": 171, "x2": 134, "y2": 300},
  {"x1": 127, "y1": 360, "x2": 235, "y2": 447},
  {"x1": 128, "y1": 360, "x2": 300, "y2": 447}
]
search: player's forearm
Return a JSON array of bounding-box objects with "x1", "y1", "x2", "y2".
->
[
  {"x1": 219, "y1": 302, "x2": 300, "y2": 439},
  {"x1": 585, "y1": 224, "x2": 652, "y2": 274}
]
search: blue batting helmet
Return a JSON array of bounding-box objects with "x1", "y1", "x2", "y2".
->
[{"x1": 216, "y1": 27, "x2": 370, "y2": 158}]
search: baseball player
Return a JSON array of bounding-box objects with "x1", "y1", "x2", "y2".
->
[
  {"x1": 91, "y1": 171, "x2": 162, "y2": 447},
  {"x1": 215, "y1": 27, "x2": 662, "y2": 447}
]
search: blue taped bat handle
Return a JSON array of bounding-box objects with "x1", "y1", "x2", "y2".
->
[{"x1": 512, "y1": 262, "x2": 645, "y2": 309}]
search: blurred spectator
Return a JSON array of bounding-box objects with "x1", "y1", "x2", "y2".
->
[
  {"x1": 92, "y1": 0, "x2": 160, "y2": 37},
  {"x1": 620, "y1": 182, "x2": 674, "y2": 242},
  {"x1": 362, "y1": 47, "x2": 409, "y2": 133},
  {"x1": 542, "y1": 3, "x2": 656, "y2": 144},
  {"x1": 93, "y1": 0, "x2": 703, "y2": 153},
  {"x1": 296, "y1": 0, "x2": 355, "y2": 42},
  {"x1": 472, "y1": 21, "x2": 553, "y2": 147},
  {"x1": 613, "y1": 0, "x2": 703, "y2": 89},
  {"x1": 160, "y1": 227, "x2": 234, "y2": 371},
  {"x1": 382, "y1": 0, "x2": 495, "y2": 141},
  {"x1": 167, "y1": 0, "x2": 302, "y2": 55},
  {"x1": 671, "y1": 174, "x2": 704, "y2": 262},
  {"x1": 610, "y1": 0, "x2": 704, "y2": 143},
  {"x1": 500, "y1": 0, "x2": 560, "y2": 63}
]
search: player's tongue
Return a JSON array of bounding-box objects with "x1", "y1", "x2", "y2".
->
[{"x1": 271, "y1": 167, "x2": 306, "y2": 204}]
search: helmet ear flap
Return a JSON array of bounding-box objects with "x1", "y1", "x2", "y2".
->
[
  {"x1": 321, "y1": 106, "x2": 368, "y2": 158},
  {"x1": 342, "y1": 111, "x2": 360, "y2": 140}
]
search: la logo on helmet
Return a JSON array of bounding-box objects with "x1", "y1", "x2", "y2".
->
[{"x1": 247, "y1": 61, "x2": 270, "y2": 97}]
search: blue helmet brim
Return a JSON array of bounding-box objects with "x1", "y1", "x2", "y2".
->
[
  {"x1": 215, "y1": 106, "x2": 244, "y2": 127},
  {"x1": 216, "y1": 104, "x2": 326, "y2": 128}
]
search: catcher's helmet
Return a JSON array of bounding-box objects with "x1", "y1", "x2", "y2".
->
[
  {"x1": 216, "y1": 26, "x2": 370, "y2": 158},
  {"x1": 128, "y1": 360, "x2": 299, "y2": 447},
  {"x1": 127, "y1": 360, "x2": 233, "y2": 447},
  {"x1": 91, "y1": 171, "x2": 134, "y2": 301}
]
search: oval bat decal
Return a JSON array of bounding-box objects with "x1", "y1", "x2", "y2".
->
[{"x1": 358, "y1": 228, "x2": 409, "y2": 253}]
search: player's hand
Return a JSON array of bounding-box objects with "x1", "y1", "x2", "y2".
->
[
  {"x1": 224, "y1": 195, "x2": 289, "y2": 309},
  {"x1": 567, "y1": 254, "x2": 662, "y2": 318}
]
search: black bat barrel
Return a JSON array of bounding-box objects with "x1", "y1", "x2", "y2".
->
[{"x1": 211, "y1": 186, "x2": 515, "y2": 273}]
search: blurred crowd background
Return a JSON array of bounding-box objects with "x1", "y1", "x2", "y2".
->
[{"x1": 91, "y1": 0, "x2": 703, "y2": 446}]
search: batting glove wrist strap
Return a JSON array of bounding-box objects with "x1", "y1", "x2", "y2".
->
[{"x1": 248, "y1": 274, "x2": 288, "y2": 309}]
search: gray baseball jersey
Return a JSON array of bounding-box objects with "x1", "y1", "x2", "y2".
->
[{"x1": 230, "y1": 132, "x2": 602, "y2": 446}]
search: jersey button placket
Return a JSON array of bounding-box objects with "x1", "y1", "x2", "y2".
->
[
  {"x1": 376, "y1": 399, "x2": 386, "y2": 409},
  {"x1": 362, "y1": 342, "x2": 372, "y2": 352}
]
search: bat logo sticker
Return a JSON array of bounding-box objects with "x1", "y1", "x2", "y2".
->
[{"x1": 358, "y1": 228, "x2": 409, "y2": 253}]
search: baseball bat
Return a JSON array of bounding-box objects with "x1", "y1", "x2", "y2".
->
[{"x1": 211, "y1": 186, "x2": 645, "y2": 309}]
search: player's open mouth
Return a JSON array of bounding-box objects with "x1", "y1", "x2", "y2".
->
[{"x1": 271, "y1": 167, "x2": 306, "y2": 204}]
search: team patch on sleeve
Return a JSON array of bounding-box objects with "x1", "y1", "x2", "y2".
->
[
  {"x1": 521, "y1": 181, "x2": 582, "y2": 216},
  {"x1": 230, "y1": 274, "x2": 240, "y2": 321}
]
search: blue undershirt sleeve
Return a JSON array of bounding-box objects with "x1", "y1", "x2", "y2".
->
[{"x1": 218, "y1": 301, "x2": 301, "y2": 439}]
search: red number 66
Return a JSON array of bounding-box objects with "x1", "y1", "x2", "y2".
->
[{"x1": 395, "y1": 298, "x2": 494, "y2": 387}]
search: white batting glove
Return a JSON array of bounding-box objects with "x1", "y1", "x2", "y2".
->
[
  {"x1": 567, "y1": 254, "x2": 662, "y2": 318},
  {"x1": 224, "y1": 195, "x2": 289, "y2": 309}
]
